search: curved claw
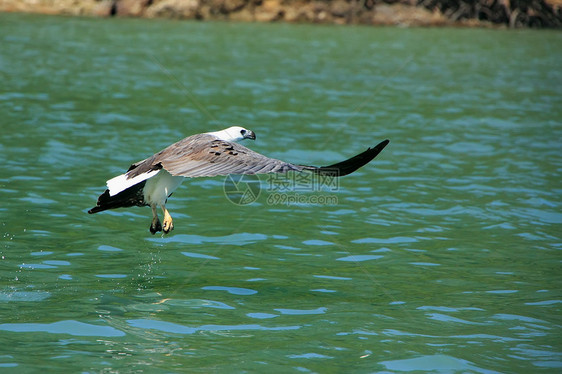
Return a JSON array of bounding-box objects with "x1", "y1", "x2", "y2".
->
[
  {"x1": 162, "y1": 214, "x2": 173, "y2": 234},
  {"x1": 150, "y1": 219, "x2": 162, "y2": 235},
  {"x1": 162, "y1": 205, "x2": 174, "y2": 234},
  {"x1": 163, "y1": 219, "x2": 174, "y2": 234}
]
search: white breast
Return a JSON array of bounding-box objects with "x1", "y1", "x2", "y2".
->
[{"x1": 143, "y1": 169, "x2": 184, "y2": 206}]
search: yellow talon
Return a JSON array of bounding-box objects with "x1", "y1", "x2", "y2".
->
[{"x1": 162, "y1": 206, "x2": 174, "y2": 234}]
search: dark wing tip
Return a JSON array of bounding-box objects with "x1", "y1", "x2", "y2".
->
[
  {"x1": 87, "y1": 183, "x2": 147, "y2": 215},
  {"x1": 88, "y1": 207, "x2": 100, "y2": 214},
  {"x1": 316, "y1": 139, "x2": 389, "y2": 177}
]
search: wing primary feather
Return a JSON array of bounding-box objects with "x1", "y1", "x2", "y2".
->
[{"x1": 308, "y1": 139, "x2": 389, "y2": 177}]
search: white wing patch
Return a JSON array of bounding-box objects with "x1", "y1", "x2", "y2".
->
[{"x1": 106, "y1": 169, "x2": 161, "y2": 196}]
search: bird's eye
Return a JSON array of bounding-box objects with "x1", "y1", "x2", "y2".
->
[{"x1": 240, "y1": 129, "x2": 246, "y2": 135}]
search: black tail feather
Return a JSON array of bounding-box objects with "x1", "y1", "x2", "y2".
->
[
  {"x1": 88, "y1": 181, "x2": 147, "y2": 214},
  {"x1": 313, "y1": 139, "x2": 389, "y2": 177}
]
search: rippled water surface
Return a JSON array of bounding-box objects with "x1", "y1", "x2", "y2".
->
[{"x1": 1, "y1": 12, "x2": 561, "y2": 373}]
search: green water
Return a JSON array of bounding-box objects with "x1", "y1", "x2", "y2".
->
[{"x1": 1, "y1": 12, "x2": 561, "y2": 373}]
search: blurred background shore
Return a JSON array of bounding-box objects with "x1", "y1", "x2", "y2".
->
[{"x1": 1, "y1": 0, "x2": 561, "y2": 28}]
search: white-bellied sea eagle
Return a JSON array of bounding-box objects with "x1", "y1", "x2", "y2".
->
[{"x1": 88, "y1": 126, "x2": 389, "y2": 234}]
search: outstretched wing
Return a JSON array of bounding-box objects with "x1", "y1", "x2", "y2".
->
[{"x1": 127, "y1": 134, "x2": 389, "y2": 179}]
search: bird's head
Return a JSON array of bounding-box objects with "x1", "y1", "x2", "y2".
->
[{"x1": 208, "y1": 126, "x2": 256, "y2": 142}]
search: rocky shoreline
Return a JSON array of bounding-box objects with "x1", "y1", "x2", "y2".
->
[{"x1": 1, "y1": 0, "x2": 561, "y2": 28}]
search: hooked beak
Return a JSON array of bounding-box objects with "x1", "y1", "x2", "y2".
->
[{"x1": 244, "y1": 130, "x2": 256, "y2": 140}]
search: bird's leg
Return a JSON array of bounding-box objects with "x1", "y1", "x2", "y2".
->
[
  {"x1": 161, "y1": 204, "x2": 174, "y2": 234},
  {"x1": 149, "y1": 204, "x2": 162, "y2": 234}
]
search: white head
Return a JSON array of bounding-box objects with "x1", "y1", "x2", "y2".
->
[{"x1": 206, "y1": 126, "x2": 256, "y2": 142}]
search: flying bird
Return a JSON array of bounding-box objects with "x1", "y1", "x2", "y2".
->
[{"x1": 88, "y1": 126, "x2": 389, "y2": 234}]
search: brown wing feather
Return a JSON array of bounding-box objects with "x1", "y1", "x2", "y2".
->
[
  {"x1": 127, "y1": 134, "x2": 303, "y2": 179},
  {"x1": 124, "y1": 133, "x2": 389, "y2": 180}
]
